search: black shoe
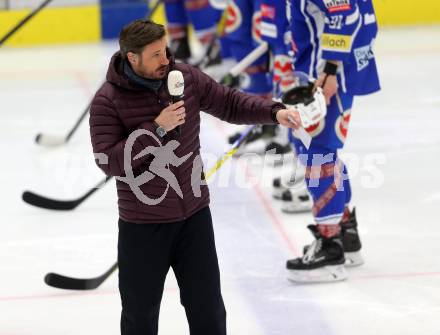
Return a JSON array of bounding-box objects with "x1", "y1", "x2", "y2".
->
[{"x1": 286, "y1": 229, "x2": 347, "y2": 283}]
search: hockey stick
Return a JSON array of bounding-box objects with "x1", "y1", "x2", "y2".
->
[
  {"x1": 35, "y1": 100, "x2": 93, "y2": 147},
  {"x1": 22, "y1": 176, "x2": 112, "y2": 211},
  {"x1": 35, "y1": 0, "x2": 163, "y2": 148},
  {"x1": 219, "y1": 42, "x2": 269, "y2": 88},
  {"x1": 45, "y1": 262, "x2": 118, "y2": 290},
  {"x1": 44, "y1": 125, "x2": 258, "y2": 290},
  {"x1": 204, "y1": 124, "x2": 257, "y2": 180},
  {"x1": 0, "y1": 0, "x2": 54, "y2": 46},
  {"x1": 145, "y1": 0, "x2": 163, "y2": 20}
]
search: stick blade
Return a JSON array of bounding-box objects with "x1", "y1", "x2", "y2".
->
[
  {"x1": 44, "y1": 273, "x2": 101, "y2": 290},
  {"x1": 22, "y1": 191, "x2": 79, "y2": 211},
  {"x1": 35, "y1": 133, "x2": 66, "y2": 147}
]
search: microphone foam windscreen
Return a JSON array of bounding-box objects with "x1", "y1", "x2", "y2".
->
[{"x1": 167, "y1": 70, "x2": 185, "y2": 96}]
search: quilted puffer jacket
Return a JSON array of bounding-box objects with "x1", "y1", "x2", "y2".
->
[{"x1": 89, "y1": 52, "x2": 284, "y2": 224}]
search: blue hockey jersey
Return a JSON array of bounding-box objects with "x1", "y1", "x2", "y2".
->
[
  {"x1": 288, "y1": 0, "x2": 381, "y2": 96},
  {"x1": 260, "y1": 0, "x2": 291, "y2": 55}
]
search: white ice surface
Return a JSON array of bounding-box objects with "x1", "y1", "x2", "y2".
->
[{"x1": 0, "y1": 26, "x2": 440, "y2": 335}]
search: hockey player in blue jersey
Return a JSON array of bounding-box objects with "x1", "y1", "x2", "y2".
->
[
  {"x1": 258, "y1": 0, "x2": 297, "y2": 155},
  {"x1": 226, "y1": 0, "x2": 295, "y2": 154},
  {"x1": 223, "y1": 0, "x2": 272, "y2": 97},
  {"x1": 164, "y1": 0, "x2": 224, "y2": 66},
  {"x1": 259, "y1": 0, "x2": 314, "y2": 208},
  {"x1": 259, "y1": 0, "x2": 295, "y2": 97},
  {"x1": 283, "y1": 0, "x2": 381, "y2": 282}
]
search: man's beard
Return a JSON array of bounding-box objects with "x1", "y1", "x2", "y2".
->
[
  {"x1": 136, "y1": 63, "x2": 168, "y2": 80},
  {"x1": 156, "y1": 64, "x2": 168, "y2": 78}
]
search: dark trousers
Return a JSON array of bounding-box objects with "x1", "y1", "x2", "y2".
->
[{"x1": 118, "y1": 207, "x2": 226, "y2": 335}]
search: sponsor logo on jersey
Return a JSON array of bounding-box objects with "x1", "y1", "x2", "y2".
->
[
  {"x1": 321, "y1": 33, "x2": 352, "y2": 52},
  {"x1": 354, "y1": 43, "x2": 374, "y2": 71},
  {"x1": 261, "y1": 21, "x2": 277, "y2": 39},
  {"x1": 364, "y1": 13, "x2": 376, "y2": 25},
  {"x1": 323, "y1": 0, "x2": 352, "y2": 13},
  {"x1": 225, "y1": 1, "x2": 242, "y2": 34},
  {"x1": 335, "y1": 110, "x2": 351, "y2": 143},
  {"x1": 261, "y1": 4, "x2": 276, "y2": 19},
  {"x1": 252, "y1": 11, "x2": 263, "y2": 43}
]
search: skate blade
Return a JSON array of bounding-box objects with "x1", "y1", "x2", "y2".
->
[
  {"x1": 344, "y1": 252, "x2": 364, "y2": 267},
  {"x1": 281, "y1": 203, "x2": 313, "y2": 214},
  {"x1": 272, "y1": 189, "x2": 286, "y2": 200},
  {"x1": 287, "y1": 265, "x2": 348, "y2": 283}
]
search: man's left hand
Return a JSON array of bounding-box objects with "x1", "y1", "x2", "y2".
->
[{"x1": 315, "y1": 72, "x2": 338, "y2": 105}]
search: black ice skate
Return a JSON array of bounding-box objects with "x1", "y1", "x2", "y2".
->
[
  {"x1": 280, "y1": 188, "x2": 313, "y2": 213},
  {"x1": 340, "y1": 208, "x2": 364, "y2": 267},
  {"x1": 227, "y1": 124, "x2": 275, "y2": 145},
  {"x1": 303, "y1": 208, "x2": 364, "y2": 267},
  {"x1": 264, "y1": 124, "x2": 291, "y2": 155},
  {"x1": 286, "y1": 228, "x2": 347, "y2": 283},
  {"x1": 228, "y1": 125, "x2": 291, "y2": 155},
  {"x1": 272, "y1": 176, "x2": 297, "y2": 199},
  {"x1": 272, "y1": 158, "x2": 307, "y2": 199},
  {"x1": 264, "y1": 141, "x2": 291, "y2": 155}
]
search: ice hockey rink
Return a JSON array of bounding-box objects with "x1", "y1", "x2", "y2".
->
[{"x1": 1, "y1": 26, "x2": 440, "y2": 335}]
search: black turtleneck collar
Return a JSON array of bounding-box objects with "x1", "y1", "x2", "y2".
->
[{"x1": 123, "y1": 60, "x2": 163, "y2": 92}]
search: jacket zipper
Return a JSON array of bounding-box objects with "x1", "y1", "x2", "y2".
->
[{"x1": 156, "y1": 89, "x2": 187, "y2": 219}]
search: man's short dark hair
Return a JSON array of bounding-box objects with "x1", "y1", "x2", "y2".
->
[{"x1": 119, "y1": 19, "x2": 166, "y2": 59}]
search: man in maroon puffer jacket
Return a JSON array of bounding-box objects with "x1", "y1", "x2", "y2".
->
[{"x1": 89, "y1": 19, "x2": 300, "y2": 335}]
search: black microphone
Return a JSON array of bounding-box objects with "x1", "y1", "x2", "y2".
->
[{"x1": 167, "y1": 70, "x2": 185, "y2": 136}]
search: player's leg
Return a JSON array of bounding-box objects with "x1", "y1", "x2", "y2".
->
[
  {"x1": 184, "y1": 0, "x2": 224, "y2": 67},
  {"x1": 164, "y1": 0, "x2": 191, "y2": 61},
  {"x1": 286, "y1": 144, "x2": 348, "y2": 283},
  {"x1": 260, "y1": 0, "x2": 295, "y2": 154},
  {"x1": 286, "y1": 90, "x2": 362, "y2": 283},
  {"x1": 224, "y1": 0, "x2": 277, "y2": 152},
  {"x1": 224, "y1": 0, "x2": 271, "y2": 97},
  {"x1": 277, "y1": 131, "x2": 313, "y2": 213}
]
